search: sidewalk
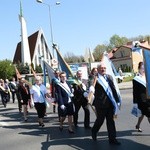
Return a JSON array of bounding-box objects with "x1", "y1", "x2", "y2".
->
[{"x1": 118, "y1": 81, "x2": 132, "y2": 90}]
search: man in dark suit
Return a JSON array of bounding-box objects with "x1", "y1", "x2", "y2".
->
[
  {"x1": 51, "y1": 70, "x2": 60, "y2": 113},
  {"x1": 9, "y1": 77, "x2": 17, "y2": 103},
  {"x1": 91, "y1": 62, "x2": 121, "y2": 145},
  {"x1": 72, "y1": 70, "x2": 91, "y2": 129}
]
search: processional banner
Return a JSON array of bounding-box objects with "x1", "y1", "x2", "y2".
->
[{"x1": 143, "y1": 48, "x2": 150, "y2": 98}]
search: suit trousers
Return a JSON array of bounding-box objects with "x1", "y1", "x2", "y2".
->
[
  {"x1": 73, "y1": 99, "x2": 90, "y2": 127},
  {"x1": 92, "y1": 106, "x2": 116, "y2": 141}
]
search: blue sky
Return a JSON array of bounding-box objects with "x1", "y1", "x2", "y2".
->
[{"x1": 1, "y1": 0, "x2": 150, "y2": 61}]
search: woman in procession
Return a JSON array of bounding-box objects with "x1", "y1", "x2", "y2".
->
[
  {"x1": 133, "y1": 61, "x2": 150, "y2": 132},
  {"x1": 55, "y1": 71, "x2": 74, "y2": 133},
  {"x1": 30, "y1": 76, "x2": 50, "y2": 127},
  {"x1": 17, "y1": 78, "x2": 31, "y2": 121}
]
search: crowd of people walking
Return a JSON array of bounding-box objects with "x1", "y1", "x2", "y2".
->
[{"x1": 0, "y1": 61, "x2": 150, "y2": 146}]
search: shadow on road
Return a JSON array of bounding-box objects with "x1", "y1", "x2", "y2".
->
[
  {"x1": 40, "y1": 128, "x2": 150, "y2": 150},
  {"x1": 0, "y1": 103, "x2": 150, "y2": 150}
]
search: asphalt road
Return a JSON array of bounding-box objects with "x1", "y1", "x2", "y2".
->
[{"x1": 0, "y1": 89, "x2": 150, "y2": 150}]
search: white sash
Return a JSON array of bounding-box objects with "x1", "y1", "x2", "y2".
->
[
  {"x1": 57, "y1": 82, "x2": 74, "y2": 98},
  {"x1": 133, "y1": 76, "x2": 146, "y2": 87},
  {"x1": 11, "y1": 81, "x2": 16, "y2": 87}
]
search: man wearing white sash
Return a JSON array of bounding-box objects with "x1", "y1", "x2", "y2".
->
[
  {"x1": 72, "y1": 70, "x2": 91, "y2": 129},
  {"x1": 133, "y1": 62, "x2": 150, "y2": 132},
  {"x1": 91, "y1": 62, "x2": 121, "y2": 145}
]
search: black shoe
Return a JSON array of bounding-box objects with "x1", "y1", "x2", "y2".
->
[
  {"x1": 74, "y1": 124, "x2": 78, "y2": 127},
  {"x1": 59, "y1": 127, "x2": 63, "y2": 132},
  {"x1": 135, "y1": 125, "x2": 142, "y2": 132},
  {"x1": 41, "y1": 123, "x2": 45, "y2": 127},
  {"x1": 91, "y1": 131, "x2": 97, "y2": 141},
  {"x1": 39, "y1": 123, "x2": 45, "y2": 127},
  {"x1": 109, "y1": 140, "x2": 121, "y2": 145},
  {"x1": 68, "y1": 129, "x2": 75, "y2": 134}
]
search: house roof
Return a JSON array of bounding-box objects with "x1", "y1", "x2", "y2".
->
[
  {"x1": 108, "y1": 40, "x2": 150, "y2": 59},
  {"x1": 13, "y1": 30, "x2": 39, "y2": 64}
]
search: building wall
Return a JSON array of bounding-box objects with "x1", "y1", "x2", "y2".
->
[
  {"x1": 111, "y1": 47, "x2": 132, "y2": 72},
  {"x1": 113, "y1": 47, "x2": 131, "y2": 58},
  {"x1": 111, "y1": 46, "x2": 144, "y2": 73},
  {"x1": 132, "y1": 51, "x2": 143, "y2": 73},
  {"x1": 112, "y1": 58, "x2": 132, "y2": 72}
]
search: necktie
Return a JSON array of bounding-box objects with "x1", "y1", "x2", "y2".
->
[
  {"x1": 104, "y1": 76, "x2": 116, "y2": 96},
  {"x1": 104, "y1": 75, "x2": 108, "y2": 82},
  {"x1": 104, "y1": 75, "x2": 113, "y2": 90}
]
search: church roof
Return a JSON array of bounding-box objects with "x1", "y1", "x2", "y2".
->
[{"x1": 13, "y1": 30, "x2": 39, "y2": 64}]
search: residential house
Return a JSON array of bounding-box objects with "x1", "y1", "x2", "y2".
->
[{"x1": 109, "y1": 41, "x2": 150, "y2": 73}]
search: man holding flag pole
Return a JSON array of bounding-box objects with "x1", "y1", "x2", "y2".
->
[{"x1": 91, "y1": 52, "x2": 121, "y2": 145}]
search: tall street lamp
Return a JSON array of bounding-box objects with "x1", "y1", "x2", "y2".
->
[{"x1": 36, "y1": 0, "x2": 60, "y2": 58}]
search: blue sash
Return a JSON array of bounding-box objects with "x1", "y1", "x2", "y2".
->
[{"x1": 97, "y1": 74, "x2": 119, "y2": 115}]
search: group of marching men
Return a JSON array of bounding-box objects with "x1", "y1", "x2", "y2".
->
[
  {"x1": 0, "y1": 62, "x2": 122, "y2": 145},
  {"x1": 36, "y1": 61, "x2": 122, "y2": 145},
  {"x1": 1, "y1": 61, "x2": 149, "y2": 145}
]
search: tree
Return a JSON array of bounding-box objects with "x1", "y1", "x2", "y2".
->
[
  {"x1": 17, "y1": 63, "x2": 30, "y2": 74},
  {"x1": 93, "y1": 44, "x2": 109, "y2": 61},
  {"x1": 64, "y1": 52, "x2": 84, "y2": 63},
  {"x1": 0, "y1": 59, "x2": 15, "y2": 80},
  {"x1": 109, "y1": 34, "x2": 129, "y2": 48},
  {"x1": 35, "y1": 65, "x2": 42, "y2": 73}
]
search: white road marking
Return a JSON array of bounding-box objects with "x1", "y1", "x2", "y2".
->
[{"x1": 0, "y1": 121, "x2": 8, "y2": 126}]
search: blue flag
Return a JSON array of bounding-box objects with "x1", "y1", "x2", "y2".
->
[
  {"x1": 43, "y1": 61, "x2": 55, "y2": 83},
  {"x1": 143, "y1": 49, "x2": 150, "y2": 98},
  {"x1": 54, "y1": 46, "x2": 74, "y2": 78}
]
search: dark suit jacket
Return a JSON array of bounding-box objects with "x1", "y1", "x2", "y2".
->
[
  {"x1": 51, "y1": 78, "x2": 59, "y2": 101},
  {"x1": 133, "y1": 78, "x2": 150, "y2": 117},
  {"x1": 133, "y1": 79, "x2": 147, "y2": 104},
  {"x1": 72, "y1": 83, "x2": 85, "y2": 101},
  {"x1": 55, "y1": 82, "x2": 72, "y2": 106},
  {"x1": 71, "y1": 81, "x2": 89, "y2": 106},
  {"x1": 17, "y1": 84, "x2": 30, "y2": 101},
  {"x1": 8, "y1": 82, "x2": 17, "y2": 93},
  {"x1": 93, "y1": 74, "x2": 119, "y2": 109}
]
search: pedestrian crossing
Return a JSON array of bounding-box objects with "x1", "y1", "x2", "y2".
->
[{"x1": 0, "y1": 121, "x2": 8, "y2": 126}]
